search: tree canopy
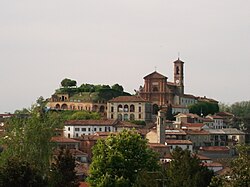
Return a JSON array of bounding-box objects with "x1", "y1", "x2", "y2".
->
[
  {"x1": 87, "y1": 129, "x2": 159, "y2": 186},
  {"x1": 189, "y1": 101, "x2": 219, "y2": 116},
  {"x1": 166, "y1": 147, "x2": 214, "y2": 187},
  {"x1": 61, "y1": 78, "x2": 77, "y2": 88}
]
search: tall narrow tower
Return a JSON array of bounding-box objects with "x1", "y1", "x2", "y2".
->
[
  {"x1": 157, "y1": 110, "x2": 166, "y2": 144},
  {"x1": 173, "y1": 58, "x2": 184, "y2": 95}
]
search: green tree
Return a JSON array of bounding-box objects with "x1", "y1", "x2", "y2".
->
[
  {"x1": 49, "y1": 149, "x2": 79, "y2": 187},
  {"x1": 69, "y1": 111, "x2": 101, "y2": 120},
  {"x1": 87, "y1": 129, "x2": 159, "y2": 187},
  {"x1": 189, "y1": 102, "x2": 219, "y2": 116},
  {"x1": 61, "y1": 78, "x2": 77, "y2": 88},
  {"x1": 112, "y1": 83, "x2": 124, "y2": 92},
  {"x1": 210, "y1": 145, "x2": 250, "y2": 187},
  {"x1": 0, "y1": 156, "x2": 47, "y2": 187},
  {"x1": 166, "y1": 147, "x2": 214, "y2": 187}
]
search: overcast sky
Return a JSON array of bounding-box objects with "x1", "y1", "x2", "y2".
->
[{"x1": 0, "y1": 0, "x2": 250, "y2": 113}]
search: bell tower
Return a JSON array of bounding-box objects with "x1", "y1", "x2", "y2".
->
[{"x1": 173, "y1": 58, "x2": 184, "y2": 95}]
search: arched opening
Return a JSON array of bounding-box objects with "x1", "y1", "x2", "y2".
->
[
  {"x1": 124, "y1": 105, "x2": 129, "y2": 112},
  {"x1": 176, "y1": 66, "x2": 180, "y2": 75},
  {"x1": 61, "y1": 104, "x2": 68, "y2": 110},
  {"x1": 124, "y1": 114, "x2": 129, "y2": 121},
  {"x1": 130, "y1": 105, "x2": 135, "y2": 112},
  {"x1": 92, "y1": 105, "x2": 98, "y2": 112},
  {"x1": 152, "y1": 104, "x2": 159, "y2": 115},
  {"x1": 118, "y1": 114, "x2": 122, "y2": 120},
  {"x1": 118, "y1": 105, "x2": 123, "y2": 112},
  {"x1": 55, "y1": 104, "x2": 60, "y2": 109},
  {"x1": 70, "y1": 105, "x2": 75, "y2": 110},
  {"x1": 130, "y1": 114, "x2": 135, "y2": 121},
  {"x1": 153, "y1": 86, "x2": 159, "y2": 92},
  {"x1": 111, "y1": 106, "x2": 114, "y2": 112},
  {"x1": 99, "y1": 105, "x2": 105, "y2": 113}
]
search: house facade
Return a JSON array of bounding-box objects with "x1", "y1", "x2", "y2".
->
[{"x1": 107, "y1": 96, "x2": 152, "y2": 121}]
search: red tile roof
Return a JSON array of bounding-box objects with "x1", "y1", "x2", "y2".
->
[
  {"x1": 185, "y1": 130, "x2": 209, "y2": 135},
  {"x1": 65, "y1": 119, "x2": 116, "y2": 126},
  {"x1": 182, "y1": 123, "x2": 205, "y2": 128},
  {"x1": 79, "y1": 182, "x2": 90, "y2": 187},
  {"x1": 166, "y1": 140, "x2": 192, "y2": 145},
  {"x1": 200, "y1": 146, "x2": 230, "y2": 152},
  {"x1": 203, "y1": 162, "x2": 223, "y2": 167},
  {"x1": 148, "y1": 143, "x2": 169, "y2": 148},
  {"x1": 51, "y1": 136, "x2": 80, "y2": 143},
  {"x1": 108, "y1": 95, "x2": 147, "y2": 103}
]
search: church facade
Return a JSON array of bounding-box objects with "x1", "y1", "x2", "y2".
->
[{"x1": 139, "y1": 58, "x2": 197, "y2": 112}]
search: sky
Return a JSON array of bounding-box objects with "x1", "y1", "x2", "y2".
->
[{"x1": 0, "y1": 0, "x2": 250, "y2": 113}]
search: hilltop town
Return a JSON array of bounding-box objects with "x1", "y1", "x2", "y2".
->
[{"x1": 0, "y1": 58, "x2": 249, "y2": 186}]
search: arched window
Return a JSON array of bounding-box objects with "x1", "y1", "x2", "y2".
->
[
  {"x1": 118, "y1": 114, "x2": 122, "y2": 120},
  {"x1": 176, "y1": 66, "x2": 180, "y2": 75},
  {"x1": 55, "y1": 104, "x2": 60, "y2": 109},
  {"x1": 139, "y1": 106, "x2": 142, "y2": 112},
  {"x1": 61, "y1": 104, "x2": 68, "y2": 110},
  {"x1": 111, "y1": 106, "x2": 114, "y2": 112},
  {"x1": 124, "y1": 114, "x2": 129, "y2": 121},
  {"x1": 130, "y1": 105, "x2": 135, "y2": 112},
  {"x1": 93, "y1": 105, "x2": 98, "y2": 112},
  {"x1": 124, "y1": 105, "x2": 129, "y2": 112},
  {"x1": 99, "y1": 105, "x2": 105, "y2": 113},
  {"x1": 153, "y1": 86, "x2": 158, "y2": 92},
  {"x1": 111, "y1": 114, "x2": 114, "y2": 119},
  {"x1": 118, "y1": 105, "x2": 123, "y2": 112},
  {"x1": 130, "y1": 114, "x2": 135, "y2": 121}
]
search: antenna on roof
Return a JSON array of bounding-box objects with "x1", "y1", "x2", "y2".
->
[
  {"x1": 178, "y1": 52, "x2": 180, "y2": 60},
  {"x1": 154, "y1": 66, "x2": 157, "y2": 72}
]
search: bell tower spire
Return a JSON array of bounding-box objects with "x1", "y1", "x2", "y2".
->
[{"x1": 173, "y1": 58, "x2": 184, "y2": 95}]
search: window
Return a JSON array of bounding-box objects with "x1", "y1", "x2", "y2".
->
[
  {"x1": 187, "y1": 145, "x2": 189, "y2": 149},
  {"x1": 124, "y1": 114, "x2": 129, "y2": 121},
  {"x1": 75, "y1": 128, "x2": 80, "y2": 131},
  {"x1": 68, "y1": 127, "x2": 70, "y2": 131},
  {"x1": 68, "y1": 133, "x2": 70, "y2": 138},
  {"x1": 111, "y1": 114, "x2": 114, "y2": 119},
  {"x1": 99, "y1": 128, "x2": 102, "y2": 131},
  {"x1": 76, "y1": 133, "x2": 78, "y2": 137},
  {"x1": 88, "y1": 128, "x2": 91, "y2": 131},
  {"x1": 139, "y1": 114, "x2": 141, "y2": 119},
  {"x1": 94, "y1": 128, "x2": 96, "y2": 131},
  {"x1": 139, "y1": 106, "x2": 141, "y2": 112},
  {"x1": 81, "y1": 128, "x2": 86, "y2": 131},
  {"x1": 111, "y1": 106, "x2": 114, "y2": 112}
]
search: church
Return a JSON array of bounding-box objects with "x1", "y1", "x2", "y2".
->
[{"x1": 139, "y1": 58, "x2": 198, "y2": 113}]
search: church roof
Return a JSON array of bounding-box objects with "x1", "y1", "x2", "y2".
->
[
  {"x1": 108, "y1": 95, "x2": 147, "y2": 103},
  {"x1": 143, "y1": 71, "x2": 167, "y2": 79},
  {"x1": 173, "y1": 58, "x2": 184, "y2": 64}
]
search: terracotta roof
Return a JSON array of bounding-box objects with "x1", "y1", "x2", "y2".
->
[
  {"x1": 0, "y1": 114, "x2": 14, "y2": 117},
  {"x1": 143, "y1": 71, "x2": 167, "y2": 79},
  {"x1": 182, "y1": 123, "x2": 205, "y2": 128},
  {"x1": 79, "y1": 182, "x2": 90, "y2": 187},
  {"x1": 108, "y1": 95, "x2": 147, "y2": 103},
  {"x1": 216, "y1": 112, "x2": 234, "y2": 117},
  {"x1": 94, "y1": 132, "x2": 118, "y2": 137},
  {"x1": 65, "y1": 119, "x2": 116, "y2": 126},
  {"x1": 148, "y1": 143, "x2": 169, "y2": 148},
  {"x1": 53, "y1": 149, "x2": 87, "y2": 156},
  {"x1": 207, "y1": 115, "x2": 224, "y2": 119},
  {"x1": 194, "y1": 154, "x2": 211, "y2": 160},
  {"x1": 51, "y1": 136, "x2": 80, "y2": 143},
  {"x1": 166, "y1": 140, "x2": 192, "y2": 145},
  {"x1": 185, "y1": 130, "x2": 210, "y2": 135},
  {"x1": 202, "y1": 118, "x2": 213, "y2": 122},
  {"x1": 203, "y1": 162, "x2": 223, "y2": 167},
  {"x1": 115, "y1": 121, "x2": 143, "y2": 128},
  {"x1": 200, "y1": 146, "x2": 230, "y2": 152}
]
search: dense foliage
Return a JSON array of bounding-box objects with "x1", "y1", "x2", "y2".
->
[
  {"x1": 210, "y1": 145, "x2": 250, "y2": 187},
  {"x1": 189, "y1": 101, "x2": 219, "y2": 116},
  {"x1": 49, "y1": 149, "x2": 79, "y2": 187},
  {"x1": 87, "y1": 129, "x2": 159, "y2": 186},
  {"x1": 61, "y1": 78, "x2": 77, "y2": 88},
  {"x1": 166, "y1": 147, "x2": 214, "y2": 187},
  {"x1": 0, "y1": 97, "x2": 79, "y2": 186}
]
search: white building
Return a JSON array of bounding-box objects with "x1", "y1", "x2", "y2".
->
[
  {"x1": 64, "y1": 119, "x2": 142, "y2": 138},
  {"x1": 165, "y1": 140, "x2": 193, "y2": 152},
  {"x1": 206, "y1": 115, "x2": 224, "y2": 129}
]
